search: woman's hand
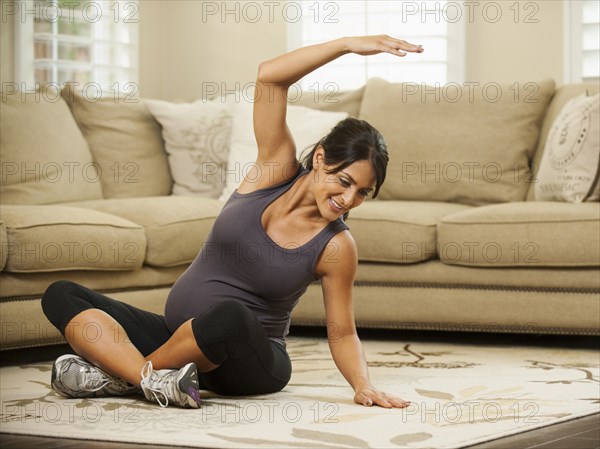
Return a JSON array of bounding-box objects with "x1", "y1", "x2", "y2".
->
[
  {"x1": 354, "y1": 384, "x2": 411, "y2": 408},
  {"x1": 344, "y1": 35, "x2": 424, "y2": 57}
]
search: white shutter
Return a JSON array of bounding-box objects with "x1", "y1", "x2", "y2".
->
[
  {"x1": 15, "y1": 0, "x2": 138, "y2": 92},
  {"x1": 288, "y1": 0, "x2": 465, "y2": 91},
  {"x1": 581, "y1": 0, "x2": 599, "y2": 81},
  {"x1": 565, "y1": 0, "x2": 600, "y2": 83}
]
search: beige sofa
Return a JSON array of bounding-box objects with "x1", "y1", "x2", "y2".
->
[{"x1": 1, "y1": 79, "x2": 599, "y2": 351}]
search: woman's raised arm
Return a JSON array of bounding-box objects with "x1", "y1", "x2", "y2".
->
[{"x1": 240, "y1": 35, "x2": 423, "y2": 193}]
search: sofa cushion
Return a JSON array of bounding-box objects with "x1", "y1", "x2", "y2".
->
[
  {"x1": 534, "y1": 93, "x2": 600, "y2": 202},
  {"x1": 0, "y1": 205, "x2": 146, "y2": 272},
  {"x1": 62, "y1": 196, "x2": 223, "y2": 267},
  {"x1": 346, "y1": 201, "x2": 472, "y2": 263},
  {"x1": 437, "y1": 202, "x2": 600, "y2": 267},
  {"x1": 0, "y1": 87, "x2": 103, "y2": 205},
  {"x1": 144, "y1": 98, "x2": 232, "y2": 199},
  {"x1": 527, "y1": 83, "x2": 600, "y2": 200},
  {"x1": 359, "y1": 77, "x2": 555, "y2": 205},
  {"x1": 290, "y1": 86, "x2": 365, "y2": 118},
  {"x1": 61, "y1": 87, "x2": 173, "y2": 198},
  {"x1": 0, "y1": 220, "x2": 6, "y2": 271}
]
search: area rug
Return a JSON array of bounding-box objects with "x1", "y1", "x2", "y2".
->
[{"x1": 1, "y1": 337, "x2": 598, "y2": 448}]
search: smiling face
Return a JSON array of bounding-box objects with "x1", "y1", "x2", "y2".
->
[{"x1": 311, "y1": 146, "x2": 377, "y2": 221}]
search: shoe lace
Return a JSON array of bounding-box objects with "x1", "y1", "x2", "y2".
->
[
  {"x1": 141, "y1": 361, "x2": 177, "y2": 408},
  {"x1": 80, "y1": 368, "x2": 111, "y2": 392}
]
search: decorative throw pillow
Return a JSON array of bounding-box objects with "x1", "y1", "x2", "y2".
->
[
  {"x1": 144, "y1": 98, "x2": 232, "y2": 199},
  {"x1": 218, "y1": 100, "x2": 348, "y2": 202},
  {"x1": 535, "y1": 93, "x2": 600, "y2": 202},
  {"x1": 61, "y1": 86, "x2": 172, "y2": 199}
]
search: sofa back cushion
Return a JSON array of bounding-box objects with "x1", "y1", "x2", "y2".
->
[
  {"x1": 0, "y1": 88, "x2": 103, "y2": 204},
  {"x1": 291, "y1": 86, "x2": 365, "y2": 118},
  {"x1": 61, "y1": 87, "x2": 173, "y2": 198},
  {"x1": 526, "y1": 83, "x2": 600, "y2": 201},
  {"x1": 359, "y1": 78, "x2": 555, "y2": 205}
]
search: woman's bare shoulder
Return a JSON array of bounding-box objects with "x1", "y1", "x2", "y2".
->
[{"x1": 315, "y1": 229, "x2": 357, "y2": 278}]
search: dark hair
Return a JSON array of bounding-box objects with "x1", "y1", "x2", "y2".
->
[{"x1": 300, "y1": 117, "x2": 389, "y2": 199}]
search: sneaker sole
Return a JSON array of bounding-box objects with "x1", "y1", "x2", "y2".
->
[{"x1": 177, "y1": 363, "x2": 202, "y2": 408}]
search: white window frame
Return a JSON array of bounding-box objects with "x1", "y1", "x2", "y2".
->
[
  {"x1": 287, "y1": 0, "x2": 466, "y2": 90},
  {"x1": 13, "y1": 0, "x2": 139, "y2": 90},
  {"x1": 564, "y1": 0, "x2": 600, "y2": 83},
  {"x1": 14, "y1": 5, "x2": 35, "y2": 85}
]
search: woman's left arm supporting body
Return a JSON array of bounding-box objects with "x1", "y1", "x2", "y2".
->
[{"x1": 316, "y1": 231, "x2": 411, "y2": 408}]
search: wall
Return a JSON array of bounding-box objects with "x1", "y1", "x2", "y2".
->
[
  {"x1": 464, "y1": 0, "x2": 563, "y2": 84},
  {"x1": 140, "y1": 1, "x2": 565, "y2": 101},
  {"x1": 0, "y1": 0, "x2": 14, "y2": 85},
  {"x1": 139, "y1": 1, "x2": 287, "y2": 101},
  {"x1": 0, "y1": 1, "x2": 565, "y2": 98}
]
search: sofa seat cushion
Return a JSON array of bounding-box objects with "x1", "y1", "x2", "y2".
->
[
  {"x1": 291, "y1": 86, "x2": 365, "y2": 118},
  {"x1": 438, "y1": 202, "x2": 600, "y2": 267},
  {"x1": 62, "y1": 196, "x2": 223, "y2": 267},
  {"x1": 345, "y1": 201, "x2": 472, "y2": 263},
  {"x1": 0, "y1": 205, "x2": 146, "y2": 272}
]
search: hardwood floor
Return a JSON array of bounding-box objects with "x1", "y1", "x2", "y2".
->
[
  {"x1": 1, "y1": 412, "x2": 598, "y2": 448},
  {"x1": 467, "y1": 413, "x2": 599, "y2": 448},
  {"x1": 1, "y1": 328, "x2": 598, "y2": 449},
  {"x1": 1, "y1": 413, "x2": 598, "y2": 449}
]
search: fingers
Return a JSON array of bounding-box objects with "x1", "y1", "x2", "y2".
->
[
  {"x1": 396, "y1": 38, "x2": 424, "y2": 52},
  {"x1": 384, "y1": 36, "x2": 424, "y2": 56},
  {"x1": 377, "y1": 396, "x2": 394, "y2": 408},
  {"x1": 349, "y1": 35, "x2": 423, "y2": 57},
  {"x1": 375, "y1": 392, "x2": 410, "y2": 409},
  {"x1": 358, "y1": 392, "x2": 373, "y2": 407},
  {"x1": 389, "y1": 396, "x2": 411, "y2": 408},
  {"x1": 359, "y1": 391, "x2": 411, "y2": 409}
]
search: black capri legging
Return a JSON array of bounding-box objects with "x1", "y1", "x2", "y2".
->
[{"x1": 41, "y1": 280, "x2": 292, "y2": 396}]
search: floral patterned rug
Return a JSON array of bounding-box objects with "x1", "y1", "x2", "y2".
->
[{"x1": 1, "y1": 337, "x2": 598, "y2": 448}]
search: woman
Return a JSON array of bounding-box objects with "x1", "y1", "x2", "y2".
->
[{"x1": 42, "y1": 35, "x2": 424, "y2": 409}]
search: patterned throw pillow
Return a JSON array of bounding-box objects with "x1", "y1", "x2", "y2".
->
[
  {"x1": 144, "y1": 98, "x2": 232, "y2": 199},
  {"x1": 535, "y1": 93, "x2": 600, "y2": 202}
]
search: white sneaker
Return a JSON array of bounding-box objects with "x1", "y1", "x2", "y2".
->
[
  {"x1": 140, "y1": 361, "x2": 201, "y2": 408},
  {"x1": 51, "y1": 354, "x2": 140, "y2": 398}
]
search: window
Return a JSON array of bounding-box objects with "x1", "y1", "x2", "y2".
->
[
  {"x1": 287, "y1": 0, "x2": 465, "y2": 90},
  {"x1": 14, "y1": 0, "x2": 138, "y2": 91},
  {"x1": 565, "y1": 0, "x2": 600, "y2": 83}
]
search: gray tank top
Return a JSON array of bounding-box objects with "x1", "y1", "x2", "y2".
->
[{"x1": 164, "y1": 166, "x2": 349, "y2": 348}]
